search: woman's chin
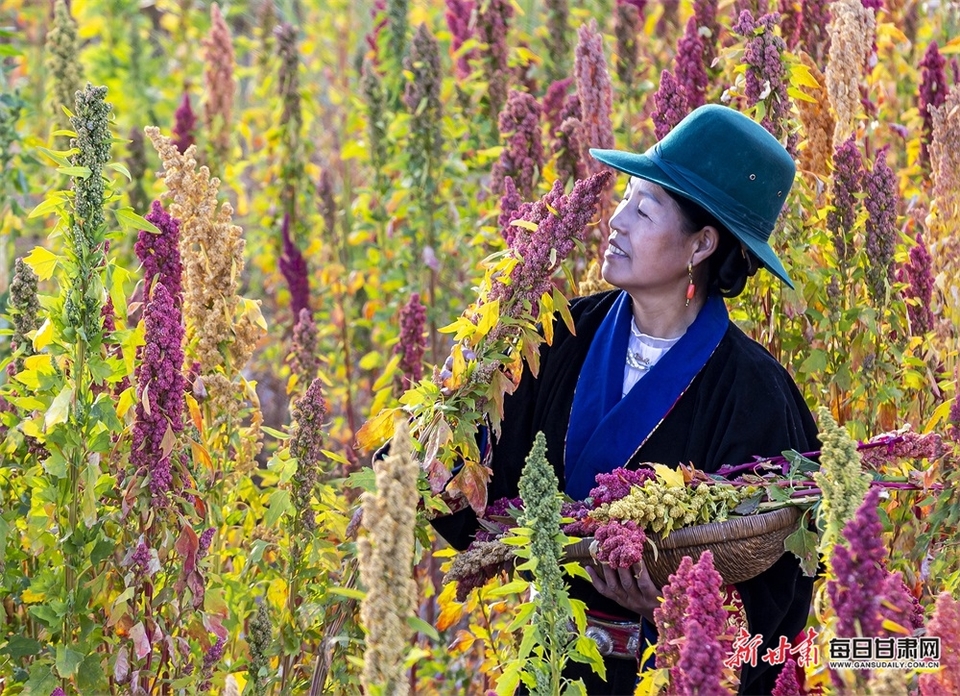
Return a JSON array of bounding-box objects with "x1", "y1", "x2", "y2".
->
[{"x1": 600, "y1": 258, "x2": 624, "y2": 288}]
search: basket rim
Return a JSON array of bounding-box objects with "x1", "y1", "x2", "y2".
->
[{"x1": 652, "y1": 505, "x2": 801, "y2": 549}]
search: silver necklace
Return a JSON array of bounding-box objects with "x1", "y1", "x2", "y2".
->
[
  {"x1": 626, "y1": 348, "x2": 652, "y2": 371},
  {"x1": 627, "y1": 319, "x2": 652, "y2": 371}
]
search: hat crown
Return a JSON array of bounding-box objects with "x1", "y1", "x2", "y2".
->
[
  {"x1": 650, "y1": 105, "x2": 795, "y2": 239},
  {"x1": 588, "y1": 104, "x2": 797, "y2": 287}
]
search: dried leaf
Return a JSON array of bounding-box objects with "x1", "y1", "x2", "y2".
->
[
  {"x1": 447, "y1": 460, "x2": 492, "y2": 514},
  {"x1": 129, "y1": 622, "x2": 150, "y2": 660}
]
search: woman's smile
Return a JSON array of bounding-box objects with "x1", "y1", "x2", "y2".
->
[{"x1": 606, "y1": 239, "x2": 629, "y2": 258}]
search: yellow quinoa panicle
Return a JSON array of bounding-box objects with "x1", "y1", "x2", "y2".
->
[
  {"x1": 358, "y1": 420, "x2": 419, "y2": 695},
  {"x1": 144, "y1": 126, "x2": 264, "y2": 377}
]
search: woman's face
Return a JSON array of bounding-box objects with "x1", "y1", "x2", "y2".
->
[{"x1": 601, "y1": 177, "x2": 700, "y2": 297}]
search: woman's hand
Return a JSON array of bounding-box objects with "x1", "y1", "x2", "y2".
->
[{"x1": 585, "y1": 562, "x2": 659, "y2": 623}]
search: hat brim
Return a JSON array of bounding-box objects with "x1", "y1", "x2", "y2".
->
[{"x1": 589, "y1": 148, "x2": 795, "y2": 289}]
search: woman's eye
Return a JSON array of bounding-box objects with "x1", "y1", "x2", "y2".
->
[{"x1": 637, "y1": 207, "x2": 648, "y2": 218}]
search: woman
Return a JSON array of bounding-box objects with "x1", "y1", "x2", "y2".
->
[{"x1": 433, "y1": 104, "x2": 818, "y2": 694}]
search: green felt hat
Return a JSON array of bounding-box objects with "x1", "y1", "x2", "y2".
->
[{"x1": 590, "y1": 104, "x2": 796, "y2": 288}]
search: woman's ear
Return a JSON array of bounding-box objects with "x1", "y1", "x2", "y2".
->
[{"x1": 692, "y1": 225, "x2": 719, "y2": 266}]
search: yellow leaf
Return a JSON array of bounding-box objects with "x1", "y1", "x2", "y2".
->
[
  {"x1": 880, "y1": 617, "x2": 911, "y2": 635},
  {"x1": 372, "y1": 353, "x2": 401, "y2": 392},
  {"x1": 228, "y1": 674, "x2": 247, "y2": 694},
  {"x1": 23, "y1": 246, "x2": 60, "y2": 281},
  {"x1": 789, "y1": 62, "x2": 821, "y2": 90},
  {"x1": 355, "y1": 407, "x2": 401, "y2": 452},
  {"x1": 45, "y1": 385, "x2": 73, "y2": 431},
  {"x1": 240, "y1": 297, "x2": 268, "y2": 331},
  {"x1": 449, "y1": 343, "x2": 467, "y2": 390},
  {"x1": 653, "y1": 464, "x2": 684, "y2": 488},
  {"x1": 24, "y1": 354, "x2": 53, "y2": 372},
  {"x1": 510, "y1": 219, "x2": 539, "y2": 232},
  {"x1": 788, "y1": 86, "x2": 818, "y2": 104},
  {"x1": 21, "y1": 587, "x2": 45, "y2": 603},
  {"x1": 22, "y1": 417, "x2": 43, "y2": 439},
  {"x1": 924, "y1": 399, "x2": 954, "y2": 433},
  {"x1": 436, "y1": 582, "x2": 464, "y2": 631},
  {"x1": 190, "y1": 440, "x2": 213, "y2": 470},
  {"x1": 32, "y1": 318, "x2": 54, "y2": 351},
  {"x1": 475, "y1": 300, "x2": 500, "y2": 339},
  {"x1": 267, "y1": 577, "x2": 288, "y2": 609},
  {"x1": 116, "y1": 386, "x2": 137, "y2": 419}
]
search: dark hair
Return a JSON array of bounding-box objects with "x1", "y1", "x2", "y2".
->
[{"x1": 663, "y1": 189, "x2": 760, "y2": 298}]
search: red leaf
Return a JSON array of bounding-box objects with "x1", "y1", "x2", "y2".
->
[
  {"x1": 426, "y1": 458, "x2": 452, "y2": 493},
  {"x1": 447, "y1": 460, "x2": 492, "y2": 515},
  {"x1": 175, "y1": 525, "x2": 199, "y2": 574}
]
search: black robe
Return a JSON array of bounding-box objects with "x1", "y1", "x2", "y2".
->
[{"x1": 433, "y1": 290, "x2": 819, "y2": 695}]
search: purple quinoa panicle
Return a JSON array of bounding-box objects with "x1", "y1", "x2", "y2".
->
[
  {"x1": 172, "y1": 91, "x2": 196, "y2": 154},
  {"x1": 279, "y1": 212, "x2": 310, "y2": 321},
  {"x1": 920, "y1": 41, "x2": 948, "y2": 166},
  {"x1": 898, "y1": 230, "x2": 935, "y2": 335},
  {"x1": 826, "y1": 137, "x2": 864, "y2": 263},
  {"x1": 863, "y1": 146, "x2": 898, "y2": 302},
  {"x1": 444, "y1": 0, "x2": 475, "y2": 79},
  {"x1": 491, "y1": 89, "x2": 543, "y2": 199},
  {"x1": 137, "y1": 200, "x2": 183, "y2": 307},
  {"x1": 131, "y1": 283, "x2": 186, "y2": 500}
]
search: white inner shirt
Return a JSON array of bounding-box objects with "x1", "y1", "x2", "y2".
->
[{"x1": 622, "y1": 325, "x2": 683, "y2": 397}]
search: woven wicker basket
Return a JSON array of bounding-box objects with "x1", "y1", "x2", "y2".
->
[{"x1": 566, "y1": 506, "x2": 802, "y2": 587}]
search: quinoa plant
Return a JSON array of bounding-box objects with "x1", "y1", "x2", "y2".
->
[{"x1": 492, "y1": 433, "x2": 602, "y2": 695}]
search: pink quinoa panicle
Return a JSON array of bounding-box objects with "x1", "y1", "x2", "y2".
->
[
  {"x1": 395, "y1": 292, "x2": 428, "y2": 386},
  {"x1": 675, "y1": 16, "x2": 708, "y2": 109},
  {"x1": 652, "y1": 69, "x2": 689, "y2": 140},
  {"x1": 827, "y1": 487, "x2": 886, "y2": 637}
]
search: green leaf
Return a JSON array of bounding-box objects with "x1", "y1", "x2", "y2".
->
[
  {"x1": 106, "y1": 162, "x2": 133, "y2": 180},
  {"x1": 56, "y1": 165, "x2": 92, "y2": 179},
  {"x1": 784, "y1": 525, "x2": 819, "y2": 577},
  {"x1": 262, "y1": 425, "x2": 290, "y2": 440},
  {"x1": 783, "y1": 449, "x2": 820, "y2": 474},
  {"x1": 562, "y1": 561, "x2": 591, "y2": 581},
  {"x1": 569, "y1": 635, "x2": 607, "y2": 678},
  {"x1": 77, "y1": 653, "x2": 107, "y2": 695},
  {"x1": 485, "y1": 579, "x2": 529, "y2": 597},
  {"x1": 1, "y1": 636, "x2": 42, "y2": 659},
  {"x1": 264, "y1": 488, "x2": 292, "y2": 527},
  {"x1": 42, "y1": 450, "x2": 68, "y2": 478},
  {"x1": 90, "y1": 538, "x2": 115, "y2": 566},
  {"x1": 406, "y1": 615, "x2": 440, "y2": 642},
  {"x1": 27, "y1": 194, "x2": 67, "y2": 222},
  {"x1": 327, "y1": 586, "x2": 366, "y2": 601},
  {"x1": 114, "y1": 207, "x2": 161, "y2": 234},
  {"x1": 23, "y1": 246, "x2": 61, "y2": 280},
  {"x1": 345, "y1": 467, "x2": 377, "y2": 493},
  {"x1": 506, "y1": 601, "x2": 536, "y2": 631},
  {"x1": 733, "y1": 493, "x2": 763, "y2": 515},
  {"x1": 23, "y1": 663, "x2": 58, "y2": 695},
  {"x1": 35, "y1": 146, "x2": 74, "y2": 167},
  {"x1": 56, "y1": 645, "x2": 85, "y2": 678}
]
